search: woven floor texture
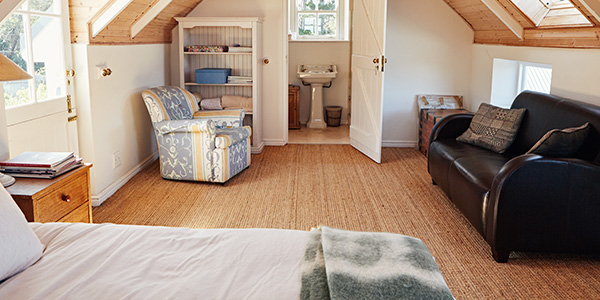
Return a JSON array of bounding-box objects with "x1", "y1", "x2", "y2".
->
[{"x1": 93, "y1": 145, "x2": 600, "y2": 299}]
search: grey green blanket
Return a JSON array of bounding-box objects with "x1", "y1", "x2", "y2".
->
[{"x1": 300, "y1": 227, "x2": 454, "y2": 300}]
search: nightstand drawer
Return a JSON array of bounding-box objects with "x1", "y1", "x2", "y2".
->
[
  {"x1": 58, "y1": 203, "x2": 90, "y2": 223},
  {"x1": 35, "y1": 172, "x2": 89, "y2": 222}
]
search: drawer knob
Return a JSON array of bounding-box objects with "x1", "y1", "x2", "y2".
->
[{"x1": 61, "y1": 194, "x2": 71, "y2": 202}]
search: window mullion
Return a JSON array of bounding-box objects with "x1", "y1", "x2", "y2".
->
[{"x1": 22, "y1": 12, "x2": 36, "y2": 104}]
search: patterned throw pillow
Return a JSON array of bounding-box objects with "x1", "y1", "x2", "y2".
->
[
  {"x1": 526, "y1": 123, "x2": 590, "y2": 157},
  {"x1": 457, "y1": 103, "x2": 526, "y2": 153}
]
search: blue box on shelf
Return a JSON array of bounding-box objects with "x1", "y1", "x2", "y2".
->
[{"x1": 195, "y1": 68, "x2": 232, "y2": 84}]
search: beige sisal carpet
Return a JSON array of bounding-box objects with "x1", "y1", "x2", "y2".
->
[{"x1": 93, "y1": 145, "x2": 600, "y2": 299}]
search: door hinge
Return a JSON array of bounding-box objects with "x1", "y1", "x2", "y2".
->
[{"x1": 68, "y1": 115, "x2": 78, "y2": 122}]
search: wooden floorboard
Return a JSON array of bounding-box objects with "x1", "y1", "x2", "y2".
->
[{"x1": 93, "y1": 145, "x2": 600, "y2": 299}]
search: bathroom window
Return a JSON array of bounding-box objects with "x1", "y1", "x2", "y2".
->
[{"x1": 289, "y1": 0, "x2": 349, "y2": 41}]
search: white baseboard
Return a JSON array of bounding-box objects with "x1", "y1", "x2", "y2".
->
[
  {"x1": 91, "y1": 151, "x2": 159, "y2": 207},
  {"x1": 263, "y1": 139, "x2": 286, "y2": 146},
  {"x1": 382, "y1": 140, "x2": 418, "y2": 148},
  {"x1": 251, "y1": 142, "x2": 265, "y2": 154}
]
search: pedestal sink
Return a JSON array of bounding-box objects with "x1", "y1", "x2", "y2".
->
[{"x1": 297, "y1": 64, "x2": 338, "y2": 129}]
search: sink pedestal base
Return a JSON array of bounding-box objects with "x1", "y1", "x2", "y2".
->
[{"x1": 307, "y1": 83, "x2": 327, "y2": 129}]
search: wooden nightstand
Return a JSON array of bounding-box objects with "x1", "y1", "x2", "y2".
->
[{"x1": 6, "y1": 164, "x2": 93, "y2": 223}]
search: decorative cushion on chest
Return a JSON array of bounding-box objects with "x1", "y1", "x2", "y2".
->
[
  {"x1": 215, "y1": 126, "x2": 252, "y2": 149},
  {"x1": 527, "y1": 123, "x2": 590, "y2": 157},
  {"x1": 0, "y1": 185, "x2": 44, "y2": 282},
  {"x1": 457, "y1": 103, "x2": 526, "y2": 153}
]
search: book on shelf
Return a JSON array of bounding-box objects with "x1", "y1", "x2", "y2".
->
[
  {"x1": 0, "y1": 151, "x2": 74, "y2": 168},
  {"x1": 227, "y1": 46, "x2": 252, "y2": 53},
  {"x1": 227, "y1": 76, "x2": 252, "y2": 84}
]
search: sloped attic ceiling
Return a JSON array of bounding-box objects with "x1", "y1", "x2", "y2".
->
[
  {"x1": 443, "y1": 0, "x2": 600, "y2": 48},
  {"x1": 70, "y1": 0, "x2": 202, "y2": 44}
]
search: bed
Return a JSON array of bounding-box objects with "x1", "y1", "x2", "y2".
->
[{"x1": 0, "y1": 186, "x2": 453, "y2": 300}]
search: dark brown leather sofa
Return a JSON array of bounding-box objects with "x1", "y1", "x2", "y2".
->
[{"x1": 427, "y1": 91, "x2": 600, "y2": 262}]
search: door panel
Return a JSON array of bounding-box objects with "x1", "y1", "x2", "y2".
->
[
  {"x1": 350, "y1": 0, "x2": 387, "y2": 163},
  {"x1": 3, "y1": 0, "x2": 78, "y2": 157}
]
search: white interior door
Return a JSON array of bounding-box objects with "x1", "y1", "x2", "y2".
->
[
  {"x1": 350, "y1": 0, "x2": 387, "y2": 163},
  {"x1": 2, "y1": 0, "x2": 78, "y2": 157}
]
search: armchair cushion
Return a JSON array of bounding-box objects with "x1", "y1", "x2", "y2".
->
[
  {"x1": 193, "y1": 109, "x2": 245, "y2": 128},
  {"x1": 215, "y1": 126, "x2": 252, "y2": 149}
]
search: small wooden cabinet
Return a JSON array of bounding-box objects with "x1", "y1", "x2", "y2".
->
[
  {"x1": 419, "y1": 109, "x2": 468, "y2": 156},
  {"x1": 7, "y1": 164, "x2": 93, "y2": 223},
  {"x1": 288, "y1": 85, "x2": 300, "y2": 129}
]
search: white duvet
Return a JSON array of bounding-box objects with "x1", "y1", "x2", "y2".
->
[{"x1": 0, "y1": 223, "x2": 310, "y2": 300}]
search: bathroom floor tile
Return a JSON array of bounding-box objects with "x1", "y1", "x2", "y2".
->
[{"x1": 288, "y1": 124, "x2": 350, "y2": 144}]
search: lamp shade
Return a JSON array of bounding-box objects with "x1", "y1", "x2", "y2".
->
[{"x1": 0, "y1": 53, "x2": 32, "y2": 81}]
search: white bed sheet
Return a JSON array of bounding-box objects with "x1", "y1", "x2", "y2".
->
[{"x1": 0, "y1": 223, "x2": 310, "y2": 300}]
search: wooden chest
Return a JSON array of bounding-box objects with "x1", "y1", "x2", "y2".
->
[
  {"x1": 288, "y1": 85, "x2": 300, "y2": 129},
  {"x1": 419, "y1": 109, "x2": 468, "y2": 156}
]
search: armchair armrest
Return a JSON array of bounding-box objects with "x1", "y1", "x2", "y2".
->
[
  {"x1": 429, "y1": 113, "x2": 473, "y2": 144},
  {"x1": 193, "y1": 109, "x2": 245, "y2": 128},
  {"x1": 153, "y1": 119, "x2": 215, "y2": 135},
  {"x1": 485, "y1": 154, "x2": 600, "y2": 261}
]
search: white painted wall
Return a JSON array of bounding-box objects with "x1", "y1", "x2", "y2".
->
[
  {"x1": 490, "y1": 58, "x2": 520, "y2": 108},
  {"x1": 471, "y1": 44, "x2": 600, "y2": 110},
  {"x1": 288, "y1": 41, "x2": 350, "y2": 125},
  {"x1": 187, "y1": 0, "x2": 288, "y2": 145},
  {"x1": 382, "y1": 0, "x2": 474, "y2": 147},
  {"x1": 73, "y1": 44, "x2": 166, "y2": 205}
]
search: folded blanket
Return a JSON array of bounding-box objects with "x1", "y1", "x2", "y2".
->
[
  {"x1": 221, "y1": 95, "x2": 252, "y2": 113},
  {"x1": 301, "y1": 227, "x2": 454, "y2": 300},
  {"x1": 200, "y1": 98, "x2": 222, "y2": 110}
]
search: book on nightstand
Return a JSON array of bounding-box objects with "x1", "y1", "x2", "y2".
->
[{"x1": 0, "y1": 152, "x2": 83, "y2": 179}]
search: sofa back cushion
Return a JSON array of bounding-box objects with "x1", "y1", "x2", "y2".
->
[{"x1": 507, "y1": 91, "x2": 600, "y2": 163}]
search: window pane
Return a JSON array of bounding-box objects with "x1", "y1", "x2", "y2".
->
[
  {"x1": 298, "y1": 0, "x2": 315, "y2": 11},
  {"x1": 0, "y1": 14, "x2": 33, "y2": 107},
  {"x1": 318, "y1": 0, "x2": 337, "y2": 11},
  {"x1": 523, "y1": 65, "x2": 552, "y2": 93},
  {"x1": 31, "y1": 15, "x2": 65, "y2": 101},
  {"x1": 318, "y1": 13, "x2": 336, "y2": 36},
  {"x1": 298, "y1": 14, "x2": 316, "y2": 36},
  {"x1": 30, "y1": 0, "x2": 59, "y2": 14}
]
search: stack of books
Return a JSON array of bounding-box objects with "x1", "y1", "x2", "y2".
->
[
  {"x1": 0, "y1": 152, "x2": 83, "y2": 179},
  {"x1": 227, "y1": 76, "x2": 252, "y2": 84}
]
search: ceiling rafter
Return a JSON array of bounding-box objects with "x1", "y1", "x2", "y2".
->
[
  {"x1": 131, "y1": 0, "x2": 174, "y2": 38},
  {"x1": 480, "y1": 0, "x2": 524, "y2": 39},
  {"x1": 90, "y1": 0, "x2": 136, "y2": 38},
  {"x1": 574, "y1": 0, "x2": 600, "y2": 25}
]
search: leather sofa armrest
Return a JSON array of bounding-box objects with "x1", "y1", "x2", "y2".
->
[
  {"x1": 429, "y1": 113, "x2": 473, "y2": 145},
  {"x1": 485, "y1": 154, "x2": 600, "y2": 261}
]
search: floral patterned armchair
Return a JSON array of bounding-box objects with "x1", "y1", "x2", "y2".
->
[{"x1": 142, "y1": 86, "x2": 251, "y2": 183}]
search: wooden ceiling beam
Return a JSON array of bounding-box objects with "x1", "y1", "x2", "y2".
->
[
  {"x1": 131, "y1": 0, "x2": 173, "y2": 38},
  {"x1": 480, "y1": 0, "x2": 524, "y2": 39},
  {"x1": 475, "y1": 26, "x2": 600, "y2": 48},
  {"x1": 90, "y1": 0, "x2": 135, "y2": 38},
  {"x1": 575, "y1": 0, "x2": 600, "y2": 24}
]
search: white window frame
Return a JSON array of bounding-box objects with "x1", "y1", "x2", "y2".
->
[
  {"x1": 289, "y1": 0, "x2": 349, "y2": 41},
  {"x1": 2, "y1": 0, "x2": 67, "y2": 110},
  {"x1": 518, "y1": 62, "x2": 553, "y2": 94}
]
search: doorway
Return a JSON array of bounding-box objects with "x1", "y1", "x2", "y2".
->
[{"x1": 286, "y1": 0, "x2": 352, "y2": 145}]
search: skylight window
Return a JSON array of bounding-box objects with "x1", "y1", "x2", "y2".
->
[{"x1": 509, "y1": 0, "x2": 592, "y2": 27}]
